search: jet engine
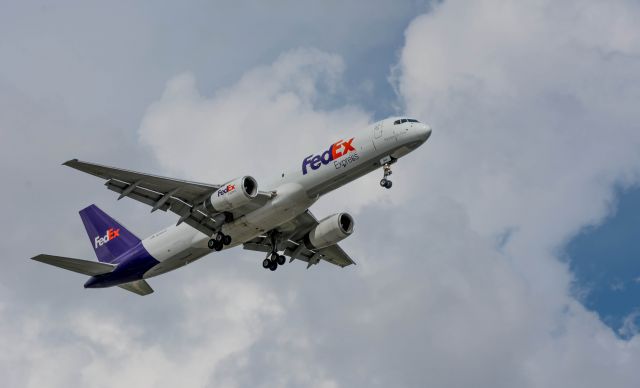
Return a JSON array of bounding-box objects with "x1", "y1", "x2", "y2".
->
[
  {"x1": 204, "y1": 176, "x2": 258, "y2": 212},
  {"x1": 304, "y1": 213, "x2": 354, "y2": 249}
]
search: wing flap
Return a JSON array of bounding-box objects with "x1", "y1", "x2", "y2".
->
[
  {"x1": 105, "y1": 179, "x2": 169, "y2": 210},
  {"x1": 104, "y1": 180, "x2": 221, "y2": 235},
  {"x1": 31, "y1": 254, "x2": 116, "y2": 276},
  {"x1": 318, "y1": 244, "x2": 355, "y2": 267},
  {"x1": 118, "y1": 280, "x2": 154, "y2": 296}
]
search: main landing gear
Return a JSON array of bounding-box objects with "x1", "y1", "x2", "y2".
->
[
  {"x1": 380, "y1": 163, "x2": 393, "y2": 189},
  {"x1": 262, "y1": 232, "x2": 286, "y2": 271},
  {"x1": 207, "y1": 231, "x2": 232, "y2": 251},
  {"x1": 262, "y1": 252, "x2": 286, "y2": 271}
]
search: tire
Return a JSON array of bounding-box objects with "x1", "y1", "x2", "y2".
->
[
  {"x1": 214, "y1": 241, "x2": 223, "y2": 251},
  {"x1": 222, "y1": 234, "x2": 232, "y2": 245},
  {"x1": 269, "y1": 261, "x2": 278, "y2": 271},
  {"x1": 207, "y1": 239, "x2": 216, "y2": 249},
  {"x1": 271, "y1": 252, "x2": 279, "y2": 261},
  {"x1": 277, "y1": 255, "x2": 286, "y2": 265},
  {"x1": 215, "y1": 232, "x2": 224, "y2": 242},
  {"x1": 262, "y1": 258, "x2": 271, "y2": 269},
  {"x1": 385, "y1": 180, "x2": 393, "y2": 189},
  {"x1": 380, "y1": 179, "x2": 387, "y2": 187}
]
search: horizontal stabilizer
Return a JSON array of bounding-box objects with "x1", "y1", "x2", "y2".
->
[
  {"x1": 118, "y1": 280, "x2": 154, "y2": 296},
  {"x1": 31, "y1": 254, "x2": 116, "y2": 276}
]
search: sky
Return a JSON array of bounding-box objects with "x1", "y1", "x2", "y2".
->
[
  {"x1": 566, "y1": 186, "x2": 640, "y2": 339},
  {"x1": 2, "y1": 0, "x2": 640, "y2": 387}
]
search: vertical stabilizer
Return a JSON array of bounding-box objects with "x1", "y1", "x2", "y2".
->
[{"x1": 79, "y1": 205, "x2": 140, "y2": 263}]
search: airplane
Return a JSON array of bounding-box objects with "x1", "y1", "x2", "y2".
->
[{"x1": 31, "y1": 117, "x2": 432, "y2": 295}]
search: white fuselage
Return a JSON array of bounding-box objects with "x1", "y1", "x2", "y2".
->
[{"x1": 142, "y1": 117, "x2": 431, "y2": 278}]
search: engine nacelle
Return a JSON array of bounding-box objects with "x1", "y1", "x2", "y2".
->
[
  {"x1": 305, "y1": 213, "x2": 354, "y2": 249},
  {"x1": 204, "y1": 176, "x2": 258, "y2": 212}
]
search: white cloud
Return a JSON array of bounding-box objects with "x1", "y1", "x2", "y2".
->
[
  {"x1": 0, "y1": 271, "x2": 289, "y2": 388},
  {"x1": 139, "y1": 48, "x2": 369, "y2": 182},
  {"x1": 138, "y1": 47, "x2": 396, "y2": 215},
  {"x1": 394, "y1": 0, "x2": 640, "y2": 385},
  {"x1": 134, "y1": 1, "x2": 640, "y2": 385},
  {"x1": 3, "y1": 1, "x2": 640, "y2": 387}
]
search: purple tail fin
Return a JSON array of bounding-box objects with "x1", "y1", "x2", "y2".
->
[{"x1": 79, "y1": 205, "x2": 141, "y2": 263}]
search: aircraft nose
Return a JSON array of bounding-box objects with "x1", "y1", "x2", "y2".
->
[{"x1": 418, "y1": 123, "x2": 432, "y2": 142}]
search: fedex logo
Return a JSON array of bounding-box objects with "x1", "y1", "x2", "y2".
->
[
  {"x1": 217, "y1": 184, "x2": 236, "y2": 197},
  {"x1": 94, "y1": 228, "x2": 120, "y2": 248},
  {"x1": 302, "y1": 138, "x2": 356, "y2": 175}
]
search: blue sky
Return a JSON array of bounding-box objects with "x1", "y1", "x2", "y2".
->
[
  {"x1": 566, "y1": 186, "x2": 640, "y2": 338},
  {"x1": 2, "y1": 1, "x2": 640, "y2": 387}
]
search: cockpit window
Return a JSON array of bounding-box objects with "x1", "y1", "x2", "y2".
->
[{"x1": 394, "y1": 118, "x2": 421, "y2": 125}]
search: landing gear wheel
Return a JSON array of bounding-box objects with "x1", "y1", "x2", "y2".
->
[
  {"x1": 215, "y1": 232, "x2": 224, "y2": 242},
  {"x1": 207, "y1": 239, "x2": 216, "y2": 250},
  {"x1": 213, "y1": 240, "x2": 223, "y2": 251},
  {"x1": 265, "y1": 231, "x2": 284, "y2": 271},
  {"x1": 380, "y1": 163, "x2": 394, "y2": 189},
  {"x1": 222, "y1": 234, "x2": 232, "y2": 245}
]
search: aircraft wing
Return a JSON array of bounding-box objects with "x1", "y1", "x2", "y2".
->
[
  {"x1": 64, "y1": 159, "x2": 272, "y2": 237},
  {"x1": 243, "y1": 210, "x2": 356, "y2": 268}
]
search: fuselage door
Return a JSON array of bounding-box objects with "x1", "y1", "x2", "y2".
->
[{"x1": 374, "y1": 122, "x2": 383, "y2": 139}]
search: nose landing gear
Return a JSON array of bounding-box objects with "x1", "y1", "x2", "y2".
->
[
  {"x1": 380, "y1": 163, "x2": 393, "y2": 189},
  {"x1": 207, "y1": 231, "x2": 232, "y2": 251}
]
